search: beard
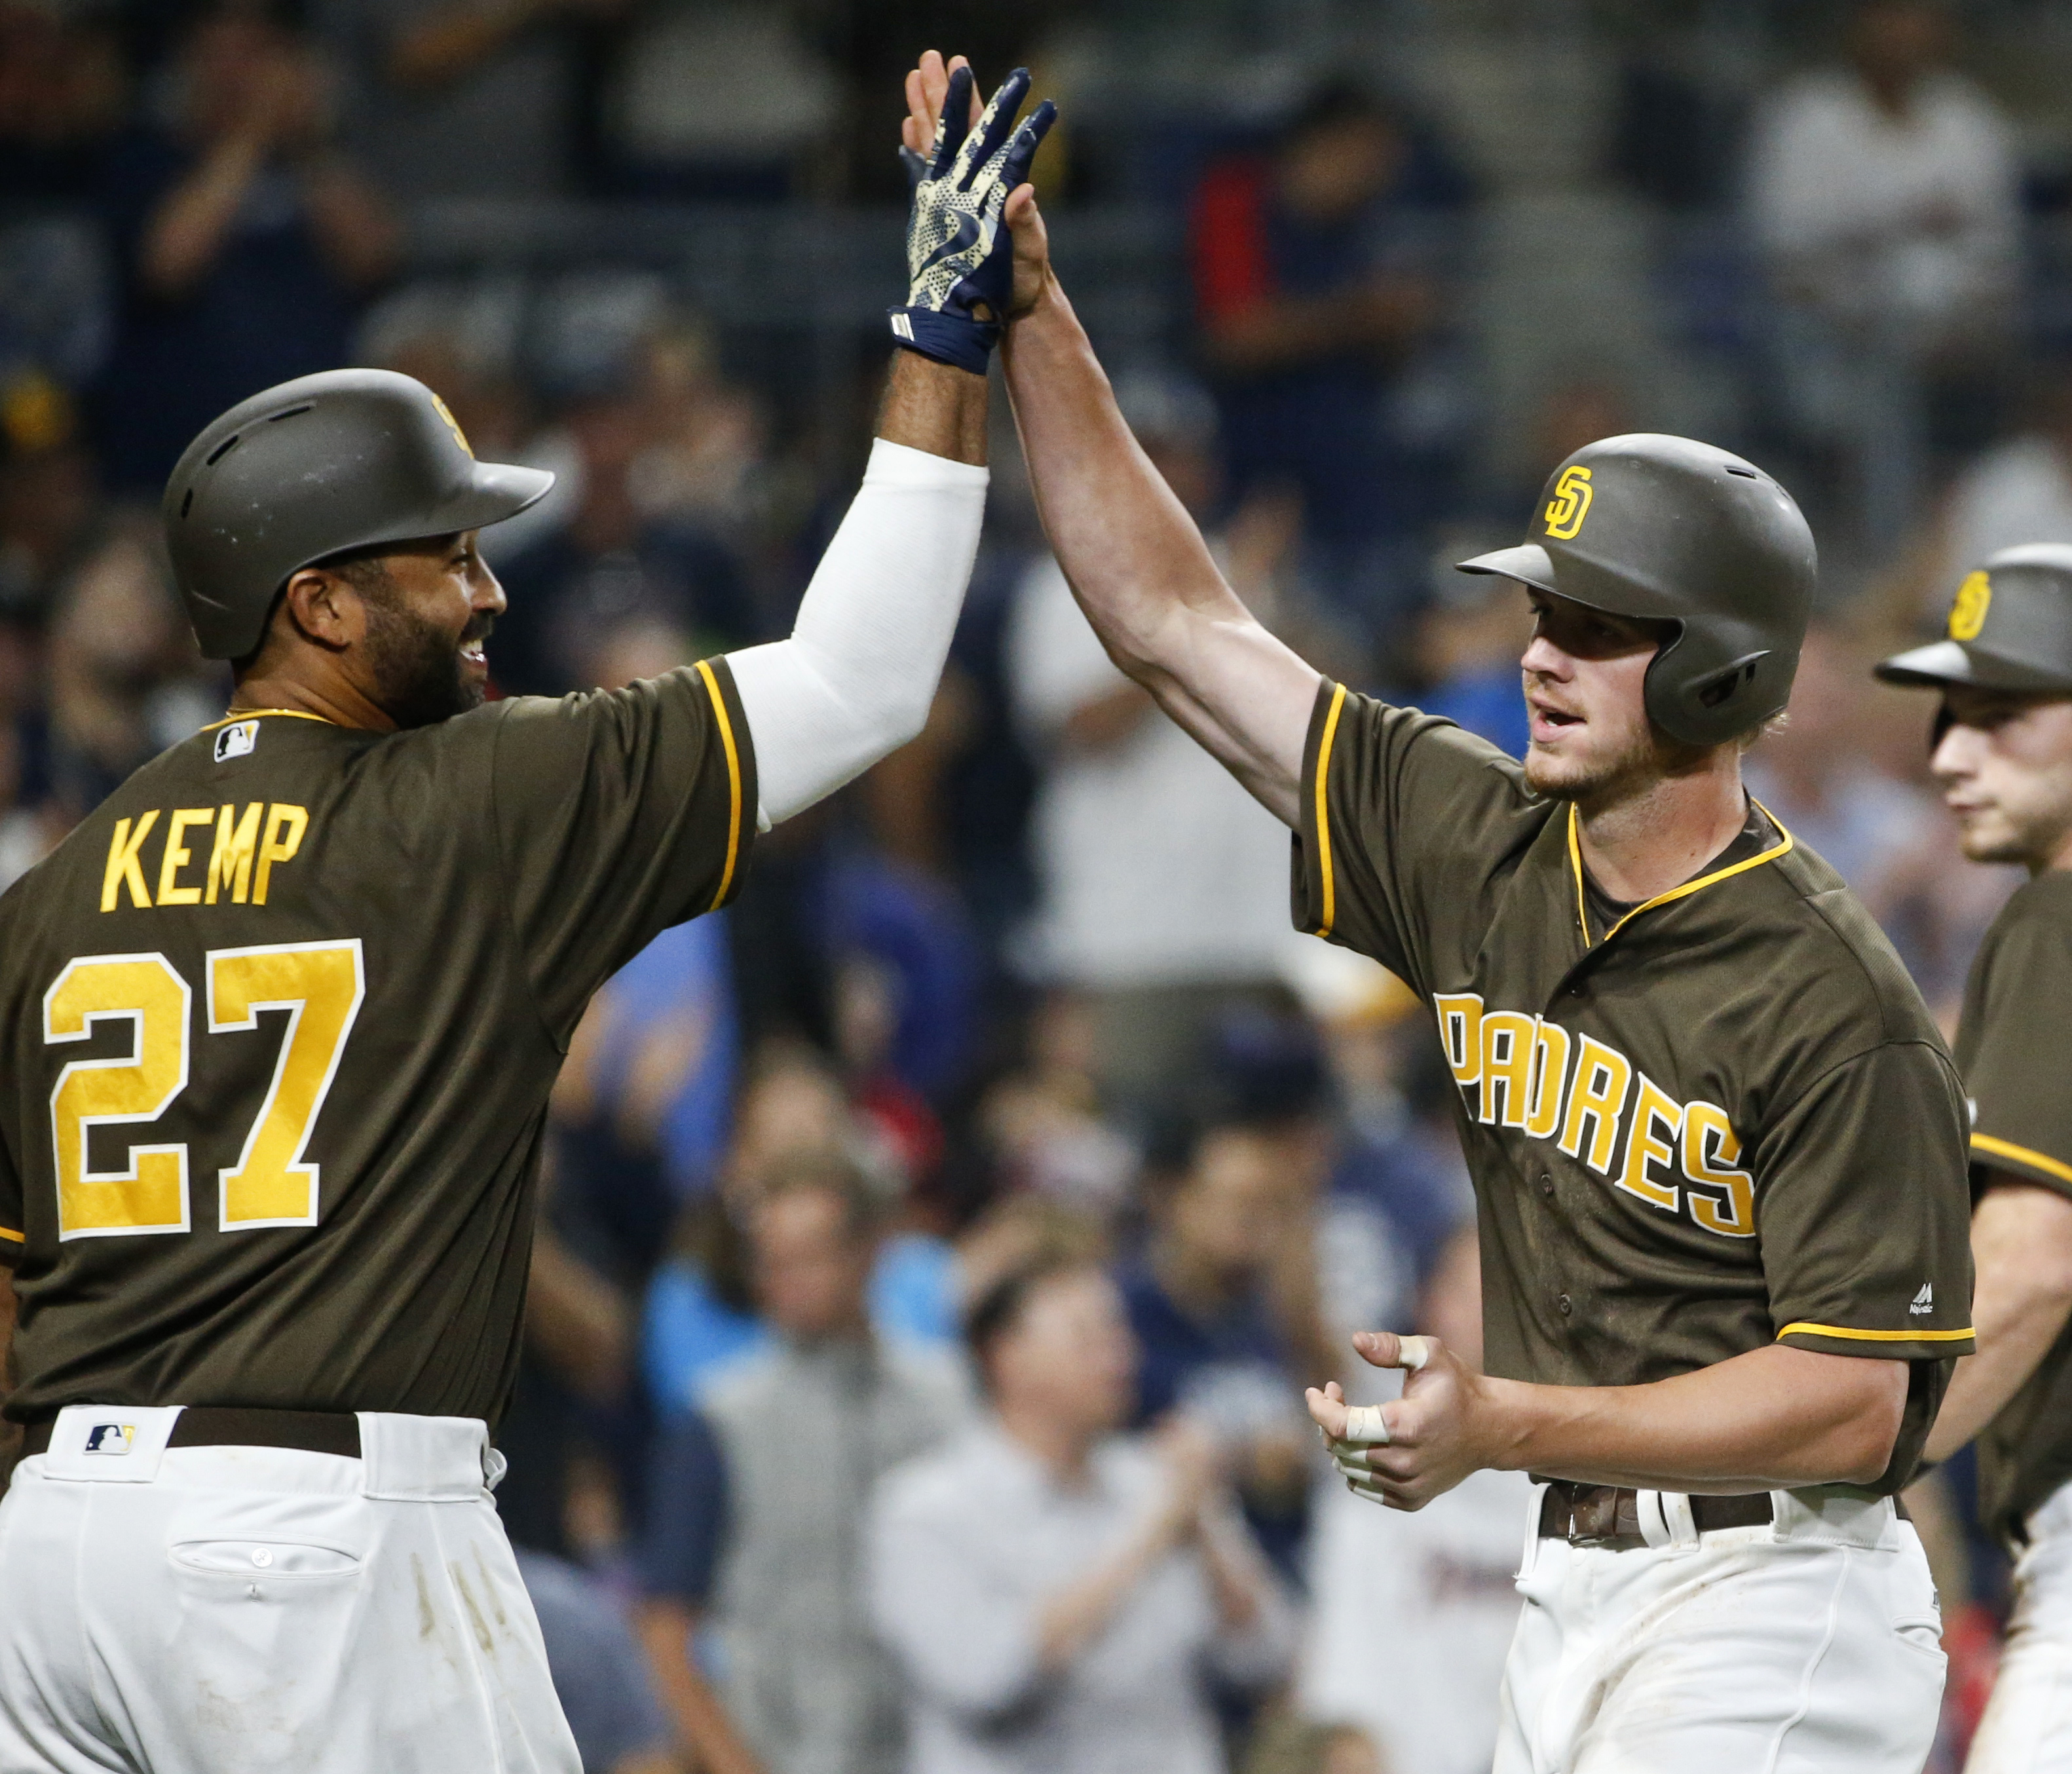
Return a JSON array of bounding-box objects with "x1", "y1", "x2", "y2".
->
[
  {"x1": 1522, "y1": 721, "x2": 1664, "y2": 803},
  {"x1": 359, "y1": 586, "x2": 488, "y2": 729}
]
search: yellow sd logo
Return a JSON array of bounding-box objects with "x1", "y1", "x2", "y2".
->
[
  {"x1": 430, "y1": 392, "x2": 474, "y2": 459},
  {"x1": 1544, "y1": 466, "x2": 1594, "y2": 540},
  {"x1": 1948, "y1": 571, "x2": 1991, "y2": 641}
]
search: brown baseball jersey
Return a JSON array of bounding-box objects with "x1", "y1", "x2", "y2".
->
[
  {"x1": 1954, "y1": 871, "x2": 2072, "y2": 1541},
  {"x1": 0, "y1": 662, "x2": 755, "y2": 1429},
  {"x1": 1292, "y1": 682, "x2": 1975, "y2": 1492}
]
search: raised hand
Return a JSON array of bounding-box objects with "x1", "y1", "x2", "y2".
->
[{"x1": 888, "y1": 54, "x2": 1057, "y2": 375}]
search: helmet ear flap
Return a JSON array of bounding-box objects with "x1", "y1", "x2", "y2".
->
[
  {"x1": 1693, "y1": 652, "x2": 1768, "y2": 711},
  {"x1": 1644, "y1": 630, "x2": 1779, "y2": 747}
]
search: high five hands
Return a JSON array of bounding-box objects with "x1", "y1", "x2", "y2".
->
[
  {"x1": 1307, "y1": 1330, "x2": 1505, "y2": 1511},
  {"x1": 891, "y1": 50, "x2": 1057, "y2": 371}
]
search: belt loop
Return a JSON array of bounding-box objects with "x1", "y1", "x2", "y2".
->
[
  {"x1": 1636, "y1": 1489, "x2": 1670, "y2": 1549},
  {"x1": 1518, "y1": 1481, "x2": 1549, "y2": 1579},
  {"x1": 1660, "y1": 1489, "x2": 1698, "y2": 1548}
]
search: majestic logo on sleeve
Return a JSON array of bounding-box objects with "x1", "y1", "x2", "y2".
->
[
  {"x1": 1948, "y1": 571, "x2": 1991, "y2": 641},
  {"x1": 1434, "y1": 992, "x2": 1753, "y2": 1238},
  {"x1": 1543, "y1": 466, "x2": 1594, "y2": 541},
  {"x1": 1911, "y1": 1283, "x2": 1934, "y2": 1315}
]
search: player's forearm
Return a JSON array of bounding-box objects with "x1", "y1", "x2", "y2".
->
[
  {"x1": 1483, "y1": 1342, "x2": 1909, "y2": 1492},
  {"x1": 726, "y1": 433, "x2": 988, "y2": 826},
  {"x1": 1924, "y1": 1180, "x2": 2072, "y2": 1462},
  {"x1": 1002, "y1": 278, "x2": 1245, "y2": 673},
  {"x1": 1001, "y1": 278, "x2": 1316, "y2": 818}
]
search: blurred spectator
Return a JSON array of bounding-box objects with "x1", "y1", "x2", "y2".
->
[
  {"x1": 641, "y1": 1044, "x2": 852, "y2": 1414},
  {"x1": 1006, "y1": 373, "x2": 1300, "y2": 1109},
  {"x1": 601, "y1": 2, "x2": 838, "y2": 200},
  {"x1": 868, "y1": 1256, "x2": 1294, "y2": 1774},
  {"x1": 1300, "y1": 1227, "x2": 1527, "y2": 1774},
  {"x1": 1120, "y1": 1106, "x2": 1336, "y2": 1574},
  {"x1": 96, "y1": 0, "x2": 399, "y2": 494},
  {"x1": 1189, "y1": 80, "x2": 1462, "y2": 638},
  {"x1": 544, "y1": 618, "x2": 744, "y2": 1274},
  {"x1": 1915, "y1": 358, "x2": 2072, "y2": 612},
  {"x1": 0, "y1": 369, "x2": 98, "y2": 625},
  {"x1": 493, "y1": 355, "x2": 755, "y2": 694},
  {"x1": 42, "y1": 514, "x2": 217, "y2": 821},
  {"x1": 628, "y1": 317, "x2": 767, "y2": 531},
  {"x1": 516, "y1": 1547, "x2": 680, "y2": 1774},
  {"x1": 1241, "y1": 1717, "x2": 1386, "y2": 1774},
  {"x1": 825, "y1": 842, "x2": 981, "y2": 1150},
  {"x1": 641, "y1": 1043, "x2": 960, "y2": 1418},
  {"x1": 493, "y1": 1205, "x2": 639, "y2": 1564},
  {"x1": 0, "y1": 1, "x2": 125, "y2": 204},
  {"x1": 1743, "y1": 622, "x2": 1935, "y2": 897},
  {"x1": 558, "y1": 905, "x2": 740, "y2": 1209},
  {"x1": 973, "y1": 994, "x2": 1139, "y2": 1224},
  {"x1": 1412, "y1": 565, "x2": 1532, "y2": 760},
  {"x1": 1292, "y1": 992, "x2": 1473, "y2": 1370},
  {"x1": 639, "y1": 1152, "x2": 968, "y2": 1774},
  {"x1": 1750, "y1": 0, "x2": 2019, "y2": 552},
  {"x1": 319, "y1": 0, "x2": 626, "y2": 200}
]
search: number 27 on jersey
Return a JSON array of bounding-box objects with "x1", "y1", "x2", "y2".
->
[{"x1": 43, "y1": 941, "x2": 364, "y2": 1240}]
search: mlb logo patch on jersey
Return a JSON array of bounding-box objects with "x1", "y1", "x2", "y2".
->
[
  {"x1": 214, "y1": 720, "x2": 258, "y2": 763},
  {"x1": 83, "y1": 1422, "x2": 136, "y2": 1454}
]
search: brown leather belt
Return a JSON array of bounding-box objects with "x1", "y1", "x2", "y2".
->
[
  {"x1": 20, "y1": 1407, "x2": 362, "y2": 1461},
  {"x1": 1538, "y1": 1479, "x2": 1774, "y2": 1548}
]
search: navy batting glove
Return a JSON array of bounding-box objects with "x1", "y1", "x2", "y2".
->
[{"x1": 890, "y1": 66, "x2": 1057, "y2": 375}]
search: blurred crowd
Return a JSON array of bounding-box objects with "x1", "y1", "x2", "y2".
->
[{"x1": 5, "y1": 1, "x2": 2071, "y2": 1771}]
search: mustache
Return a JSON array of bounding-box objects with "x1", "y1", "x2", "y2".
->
[{"x1": 462, "y1": 613, "x2": 495, "y2": 645}]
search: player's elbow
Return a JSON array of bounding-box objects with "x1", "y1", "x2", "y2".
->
[
  {"x1": 879, "y1": 683, "x2": 936, "y2": 754},
  {"x1": 1826, "y1": 1364, "x2": 1909, "y2": 1486}
]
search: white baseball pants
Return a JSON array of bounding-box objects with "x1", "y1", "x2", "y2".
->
[
  {"x1": 0, "y1": 1406, "x2": 580, "y2": 1774},
  {"x1": 1495, "y1": 1483, "x2": 1946, "y2": 1774},
  {"x1": 1968, "y1": 1481, "x2": 2072, "y2": 1773}
]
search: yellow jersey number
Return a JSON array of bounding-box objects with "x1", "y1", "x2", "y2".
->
[{"x1": 43, "y1": 941, "x2": 365, "y2": 1240}]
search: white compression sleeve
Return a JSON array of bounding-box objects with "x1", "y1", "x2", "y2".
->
[{"x1": 726, "y1": 438, "x2": 989, "y2": 828}]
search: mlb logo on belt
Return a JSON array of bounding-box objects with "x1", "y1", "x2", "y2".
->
[
  {"x1": 83, "y1": 1422, "x2": 136, "y2": 1454},
  {"x1": 214, "y1": 720, "x2": 258, "y2": 763}
]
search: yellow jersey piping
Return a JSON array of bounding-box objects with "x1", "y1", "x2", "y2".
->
[
  {"x1": 696, "y1": 660, "x2": 744, "y2": 911},
  {"x1": 0, "y1": 1223, "x2": 22, "y2": 1244},
  {"x1": 1566, "y1": 804, "x2": 1590, "y2": 940},
  {"x1": 199, "y1": 709, "x2": 336, "y2": 732},
  {"x1": 1776, "y1": 1321, "x2": 1975, "y2": 1344},
  {"x1": 1312, "y1": 683, "x2": 1347, "y2": 938},
  {"x1": 1971, "y1": 1133, "x2": 2072, "y2": 1188},
  {"x1": 1568, "y1": 800, "x2": 1796, "y2": 945}
]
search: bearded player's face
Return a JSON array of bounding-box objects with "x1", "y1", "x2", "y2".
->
[
  {"x1": 1932, "y1": 687, "x2": 2072, "y2": 869},
  {"x1": 1518, "y1": 589, "x2": 1674, "y2": 802},
  {"x1": 355, "y1": 531, "x2": 504, "y2": 729}
]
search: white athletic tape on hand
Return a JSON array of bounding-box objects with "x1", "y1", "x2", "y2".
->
[
  {"x1": 1340, "y1": 1405, "x2": 1391, "y2": 1446},
  {"x1": 1331, "y1": 1338, "x2": 1431, "y2": 1447}
]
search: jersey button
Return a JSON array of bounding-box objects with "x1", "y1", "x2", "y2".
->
[
  {"x1": 1556, "y1": 1293, "x2": 1573, "y2": 1317},
  {"x1": 1539, "y1": 1172, "x2": 1554, "y2": 1198}
]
